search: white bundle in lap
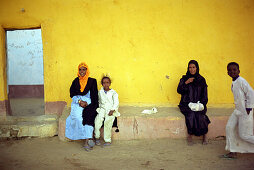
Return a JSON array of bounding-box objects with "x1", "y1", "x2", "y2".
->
[
  {"x1": 141, "y1": 107, "x2": 158, "y2": 114},
  {"x1": 188, "y1": 101, "x2": 204, "y2": 111}
]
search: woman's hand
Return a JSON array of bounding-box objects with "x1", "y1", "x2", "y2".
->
[
  {"x1": 79, "y1": 100, "x2": 88, "y2": 108},
  {"x1": 108, "y1": 110, "x2": 114, "y2": 116},
  {"x1": 185, "y1": 78, "x2": 195, "y2": 84}
]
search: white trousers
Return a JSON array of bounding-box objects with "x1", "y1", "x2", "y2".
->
[
  {"x1": 225, "y1": 109, "x2": 254, "y2": 153},
  {"x1": 94, "y1": 112, "x2": 115, "y2": 143}
]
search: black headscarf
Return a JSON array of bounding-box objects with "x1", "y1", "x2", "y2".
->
[
  {"x1": 186, "y1": 60, "x2": 200, "y2": 78},
  {"x1": 185, "y1": 60, "x2": 207, "y2": 87}
]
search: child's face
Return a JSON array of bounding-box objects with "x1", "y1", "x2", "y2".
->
[
  {"x1": 227, "y1": 65, "x2": 240, "y2": 79},
  {"x1": 188, "y1": 63, "x2": 197, "y2": 75},
  {"x1": 79, "y1": 66, "x2": 87, "y2": 77},
  {"x1": 102, "y1": 78, "x2": 111, "y2": 91}
]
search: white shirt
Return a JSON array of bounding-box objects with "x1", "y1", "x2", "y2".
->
[
  {"x1": 232, "y1": 76, "x2": 254, "y2": 114},
  {"x1": 96, "y1": 87, "x2": 120, "y2": 117}
]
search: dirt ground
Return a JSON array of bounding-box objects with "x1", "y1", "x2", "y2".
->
[{"x1": 0, "y1": 137, "x2": 254, "y2": 170}]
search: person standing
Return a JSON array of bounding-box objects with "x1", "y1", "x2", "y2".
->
[{"x1": 221, "y1": 62, "x2": 254, "y2": 159}]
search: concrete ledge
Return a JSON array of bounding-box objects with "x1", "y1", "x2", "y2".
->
[
  {"x1": 0, "y1": 100, "x2": 8, "y2": 116},
  {"x1": 45, "y1": 101, "x2": 67, "y2": 115},
  {"x1": 58, "y1": 106, "x2": 70, "y2": 141},
  {"x1": 58, "y1": 106, "x2": 234, "y2": 141},
  {"x1": 0, "y1": 115, "x2": 58, "y2": 138}
]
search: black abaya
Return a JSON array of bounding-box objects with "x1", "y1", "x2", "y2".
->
[
  {"x1": 177, "y1": 74, "x2": 210, "y2": 136},
  {"x1": 70, "y1": 77, "x2": 99, "y2": 126}
]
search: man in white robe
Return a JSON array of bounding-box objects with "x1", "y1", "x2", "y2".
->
[{"x1": 223, "y1": 62, "x2": 254, "y2": 158}]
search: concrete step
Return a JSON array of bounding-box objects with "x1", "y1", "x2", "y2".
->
[
  {"x1": 0, "y1": 115, "x2": 58, "y2": 138},
  {"x1": 59, "y1": 106, "x2": 235, "y2": 141}
]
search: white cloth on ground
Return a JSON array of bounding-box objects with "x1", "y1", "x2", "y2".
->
[{"x1": 225, "y1": 77, "x2": 254, "y2": 153}]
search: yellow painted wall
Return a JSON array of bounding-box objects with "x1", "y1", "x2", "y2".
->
[
  {"x1": 0, "y1": 27, "x2": 7, "y2": 100},
  {"x1": 0, "y1": 0, "x2": 253, "y2": 107}
]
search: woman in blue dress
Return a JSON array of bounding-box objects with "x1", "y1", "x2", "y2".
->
[{"x1": 65, "y1": 62, "x2": 98, "y2": 151}]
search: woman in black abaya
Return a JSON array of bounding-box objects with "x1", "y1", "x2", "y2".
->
[{"x1": 177, "y1": 60, "x2": 210, "y2": 145}]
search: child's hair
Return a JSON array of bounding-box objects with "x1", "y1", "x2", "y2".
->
[
  {"x1": 227, "y1": 62, "x2": 239, "y2": 70},
  {"x1": 101, "y1": 76, "x2": 111, "y2": 85}
]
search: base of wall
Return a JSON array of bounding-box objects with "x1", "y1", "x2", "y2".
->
[
  {"x1": 45, "y1": 101, "x2": 67, "y2": 115},
  {"x1": 58, "y1": 106, "x2": 234, "y2": 141},
  {"x1": 0, "y1": 100, "x2": 11, "y2": 116},
  {"x1": 1, "y1": 100, "x2": 66, "y2": 116},
  {"x1": 8, "y1": 85, "x2": 44, "y2": 98}
]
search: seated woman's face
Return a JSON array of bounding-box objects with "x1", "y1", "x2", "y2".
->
[
  {"x1": 79, "y1": 66, "x2": 87, "y2": 77},
  {"x1": 188, "y1": 63, "x2": 197, "y2": 75}
]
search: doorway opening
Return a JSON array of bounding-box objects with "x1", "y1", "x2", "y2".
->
[{"x1": 6, "y1": 28, "x2": 44, "y2": 116}]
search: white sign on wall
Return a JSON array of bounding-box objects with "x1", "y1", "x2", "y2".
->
[{"x1": 6, "y1": 29, "x2": 44, "y2": 85}]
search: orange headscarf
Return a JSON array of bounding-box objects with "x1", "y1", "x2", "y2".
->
[{"x1": 77, "y1": 62, "x2": 90, "y2": 92}]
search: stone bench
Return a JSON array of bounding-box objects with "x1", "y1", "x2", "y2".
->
[{"x1": 58, "y1": 106, "x2": 234, "y2": 141}]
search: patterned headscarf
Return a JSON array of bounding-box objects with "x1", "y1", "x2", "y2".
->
[{"x1": 77, "y1": 62, "x2": 90, "y2": 92}]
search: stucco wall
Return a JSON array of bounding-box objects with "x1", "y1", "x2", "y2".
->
[{"x1": 0, "y1": 0, "x2": 253, "y2": 107}]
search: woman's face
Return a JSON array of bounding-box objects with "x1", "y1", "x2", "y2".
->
[
  {"x1": 188, "y1": 63, "x2": 197, "y2": 75},
  {"x1": 79, "y1": 66, "x2": 87, "y2": 77}
]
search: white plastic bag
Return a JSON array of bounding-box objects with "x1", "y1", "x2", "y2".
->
[{"x1": 188, "y1": 101, "x2": 204, "y2": 111}]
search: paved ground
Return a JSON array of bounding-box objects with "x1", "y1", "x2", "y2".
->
[{"x1": 0, "y1": 137, "x2": 254, "y2": 170}]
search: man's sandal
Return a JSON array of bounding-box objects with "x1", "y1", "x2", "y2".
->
[
  {"x1": 219, "y1": 154, "x2": 236, "y2": 160},
  {"x1": 88, "y1": 139, "x2": 95, "y2": 147},
  {"x1": 83, "y1": 145, "x2": 92, "y2": 152}
]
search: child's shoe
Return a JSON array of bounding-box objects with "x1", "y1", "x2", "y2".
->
[
  {"x1": 103, "y1": 142, "x2": 111, "y2": 146},
  {"x1": 95, "y1": 139, "x2": 101, "y2": 146}
]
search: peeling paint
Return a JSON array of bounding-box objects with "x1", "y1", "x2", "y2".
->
[
  {"x1": 133, "y1": 117, "x2": 138, "y2": 136},
  {"x1": 169, "y1": 117, "x2": 181, "y2": 121},
  {"x1": 171, "y1": 128, "x2": 180, "y2": 135},
  {"x1": 160, "y1": 84, "x2": 163, "y2": 91},
  {"x1": 10, "y1": 128, "x2": 19, "y2": 137},
  {"x1": 128, "y1": 40, "x2": 135, "y2": 47}
]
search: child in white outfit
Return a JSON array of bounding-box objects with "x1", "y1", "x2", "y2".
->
[{"x1": 94, "y1": 76, "x2": 120, "y2": 146}]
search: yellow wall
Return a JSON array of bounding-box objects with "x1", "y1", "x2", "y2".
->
[
  {"x1": 0, "y1": 27, "x2": 7, "y2": 100},
  {"x1": 0, "y1": 0, "x2": 254, "y2": 107}
]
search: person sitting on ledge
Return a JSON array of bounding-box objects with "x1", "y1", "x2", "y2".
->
[
  {"x1": 177, "y1": 60, "x2": 210, "y2": 145},
  {"x1": 65, "y1": 62, "x2": 98, "y2": 152}
]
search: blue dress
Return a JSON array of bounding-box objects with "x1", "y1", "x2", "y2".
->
[{"x1": 65, "y1": 91, "x2": 94, "y2": 140}]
